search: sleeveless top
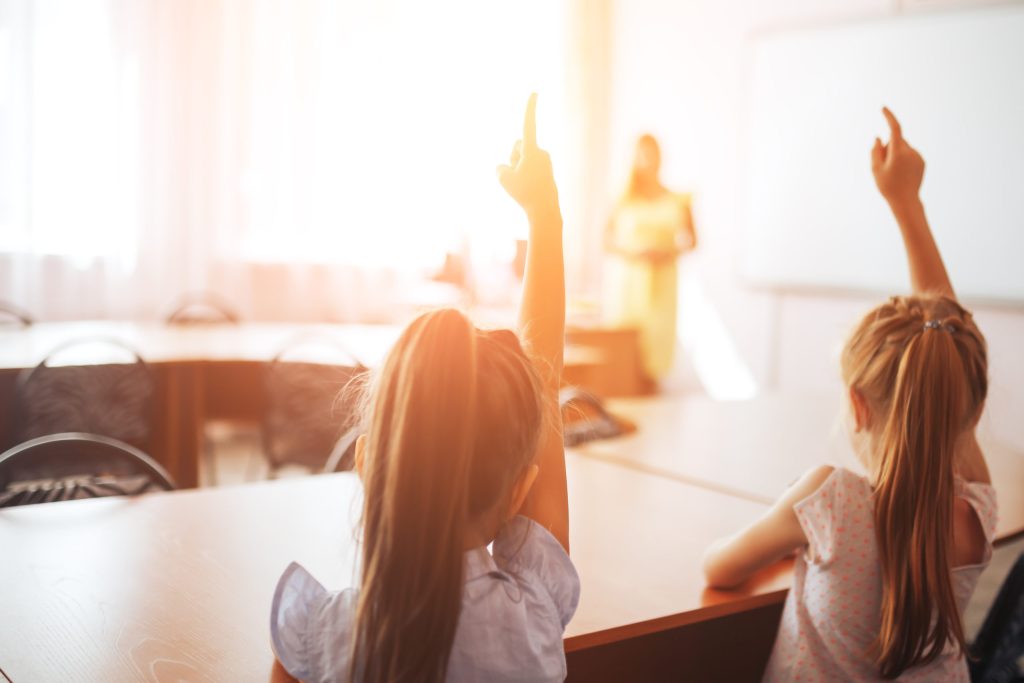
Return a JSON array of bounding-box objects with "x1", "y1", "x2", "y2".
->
[{"x1": 763, "y1": 467, "x2": 998, "y2": 682}]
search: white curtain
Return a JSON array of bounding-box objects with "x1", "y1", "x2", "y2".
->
[{"x1": 0, "y1": 0, "x2": 598, "y2": 322}]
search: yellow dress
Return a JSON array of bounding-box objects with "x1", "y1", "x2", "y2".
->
[{"x1": 604, "y1": 192, "x2": 690, "y2": 380}]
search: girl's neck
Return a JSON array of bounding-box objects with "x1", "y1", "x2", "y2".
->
[{"x1": 860, "y1": 428, "x2": 980, "y2": 484}]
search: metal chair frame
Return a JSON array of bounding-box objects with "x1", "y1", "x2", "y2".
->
[{"x1": 0, "y1": 432, "x2": 176, "y2": 507}]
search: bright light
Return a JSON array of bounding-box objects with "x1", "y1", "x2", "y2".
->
[
  {"x1": 235, "y1": 1, "x2": 569, "y2": 268},
  {"x1": 678, "y1": 269, "x2": 759, "y2": 400},
  {"x1": 1, "y1": 1, "x2": 569, "y2": 273}
]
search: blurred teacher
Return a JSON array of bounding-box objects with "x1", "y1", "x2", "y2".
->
[{"x1": 604, "y1": 134, "x2": 697, "y2": 383}]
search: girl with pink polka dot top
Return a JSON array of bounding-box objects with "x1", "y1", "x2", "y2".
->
[{"x1": 703, "y1": 108, "x2": 997, "y2": 682}]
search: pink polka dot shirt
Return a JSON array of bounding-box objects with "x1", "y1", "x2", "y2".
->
[{"x1": 763, "y1": 467, "x2": 998, "y2": 682}]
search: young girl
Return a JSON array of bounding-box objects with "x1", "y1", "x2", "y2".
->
[
  {"x1": 703, "y1": 108, "x2": 997, "y2": 681},
  {"x1": 269, "y1": 94, "x2": 578, "y2": 683}
]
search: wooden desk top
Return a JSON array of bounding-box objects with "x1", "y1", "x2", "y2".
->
[
  {"x1": 576, "y1": 393, "x2": 1024, "y2": 542},
  {"x1": 0, "y1": 454, "x2": 785, "y2": 681},
  {"x1": 0, "y1": 321, "x2": 605, "y2": 370}
]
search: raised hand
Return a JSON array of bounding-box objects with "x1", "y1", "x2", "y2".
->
[
  {"x1": 871, "y1": 107, "x2": 925, "y2": 207},
  {"x1": 497, "y1": 93, "x2": 560, "y2": 221},
  {"x1": 870, "y1": 107, "x2": 954, "y2": 298}
]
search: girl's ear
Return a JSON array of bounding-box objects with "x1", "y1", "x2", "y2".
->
[
  {"x1": 507, "y1": 464, "x2": 539, "y2": 519},
  {"x1": 849, "y1": 387, "x2": 871, "y2": 432},
  {"x1": 354, "y1": 434, "x2": 367, "y2": 480}
]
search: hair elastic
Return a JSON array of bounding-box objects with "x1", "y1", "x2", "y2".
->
[{"x1": 923, "y1": 319, "x2": 954, "y2": 333}]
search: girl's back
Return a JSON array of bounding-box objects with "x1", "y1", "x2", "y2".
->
[
  {"x1": 763, "y1": 467, "x2": 997, "y2": 682},
  {"x1": 272, "y1": 516, "x2": 578, "y2": 683}
]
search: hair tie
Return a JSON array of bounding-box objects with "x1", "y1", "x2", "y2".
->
[{"x1": 923, "y1": 319, "x2": 954, "y2": 333}]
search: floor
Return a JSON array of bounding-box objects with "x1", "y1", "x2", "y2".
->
[{"x1": 204, "y1": 425, "x2": 1022, "y2": 646}]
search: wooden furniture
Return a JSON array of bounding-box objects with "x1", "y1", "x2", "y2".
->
[
  {"x1": 566, "y1": 325, "x2": 650, "y2": 397},
  {"x1": 0, "y1": 453, "x2": 789, "y2": 682},
  {"x1": 2, "y1": 322, "x2": 1020, "y2": 680},
  {"x1": 0, "y1": 322, "x2": 608, "y2": 488},
  {"x1": 576, "y1": 394, "x2": 1024, "y2": 542},
  {"x1": 5, "y1": 424, "x2": 1015, "y2": 680}
]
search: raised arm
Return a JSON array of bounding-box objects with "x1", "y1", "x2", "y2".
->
[
  {"x1": 871, "y1": 107, "x2": 955, "y2": 299},
  {"x1": 497, "y1": 94, "x2": 569, "y2": 551}
]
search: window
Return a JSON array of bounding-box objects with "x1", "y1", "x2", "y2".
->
[{"x1": 0, "y1": 0, "x2": 570, "y2": 272}]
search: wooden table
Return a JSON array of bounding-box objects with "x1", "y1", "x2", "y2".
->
[
  {"x1": 0, "y1": 322, "x2": 607, "y2": 489},
  {"x1": 576, "y1": 394, "x2": 1024, "y2": 542},
  {"x1": 0, "y1": 453, "x2": 789, "y2": 682}
]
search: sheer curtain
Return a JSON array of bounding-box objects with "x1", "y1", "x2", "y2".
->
[{"x1": 0, "y1": 0, "x2": 597, "y2": 323}]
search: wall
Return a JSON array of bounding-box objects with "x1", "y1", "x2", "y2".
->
[{"x1": 606, "y1": 0, "x2": 1024, "y2": 447}]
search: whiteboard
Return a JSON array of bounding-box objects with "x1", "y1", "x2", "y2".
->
[{"x1": 742, "y1": 6, "x2": 1024, "y2": 303}]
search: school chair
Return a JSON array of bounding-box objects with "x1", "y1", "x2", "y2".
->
[
  {"x1": 0, "y1": 432, "x2": 175, "y2": 507},
  {"x1": 15, "y1": 337, "x2": 155, "y2": 452},
  {"x1": 0, "y1": 300, "x2": 33, "y2": 326},
  {"x1": 260, "y1": 334, "x2": 367, "y2": 479},
  {"x1": 970, "y1": 551, "x2": 1024, "y2": 683},
  {"x1": 560, "y1": 386, "x2": 635, "y2": 447},
  {"x1": 164, "y1": 291, "x2": 240, "y2": 325}
]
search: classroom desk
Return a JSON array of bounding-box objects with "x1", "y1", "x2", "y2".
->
[
  {"x1": 0, "y1": 453, "x2": 790, "y2": 683},
  {"x1": 0, "y1": 322, "x2": 606, "y2": 489},
  {"x1": 575, "y1": 393, "x2": 1024, "y2": 542}
]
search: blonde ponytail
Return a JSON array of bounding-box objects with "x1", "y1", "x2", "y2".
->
[
  {"x1": 841, "y1": 296, "x2": 987, "y2": 678},
  {"x1": 351, "y1": 309, "x2": 477, "y2": 682},
  {"x1": 351, "y1": 310, "x2": 544, "y2": 682}
]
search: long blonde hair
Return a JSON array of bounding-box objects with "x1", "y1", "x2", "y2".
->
[
  {"x1": 350, "y1": 308, "x2": 545, "y2": 683},
  {"x1": 841, "y1": 294, "x2": 988, "y2": 679}
]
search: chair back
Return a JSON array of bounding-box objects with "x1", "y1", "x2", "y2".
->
[
  {"x1": 0, "y1": 301, "x2": 32, "y2": 327},
  {"x1": 15, "y1": 337, "x2": 155, "y2": 450},
  {"x1": 263, "y1": 334, "x2": 367, "y2": 473},
  {"x1": 970, "y1": 551, "x2": 1024, "y2": 682},
  {"x1": 560, "y1": 386, "x2": 628, "y2": 447},
  {"x1": 165, "y1": 291, "x2": 239, "y2": 325},
  {"x1": 0, "y1": 432, "x2": 175, "y2": 507}
]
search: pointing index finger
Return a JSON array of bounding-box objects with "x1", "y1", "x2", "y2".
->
[
  {"x1": 523, "y1": 93, "x2": 538, "y2": 151},
  {"x1": 882, "y1": 107, "x2": 902, "y2": 142}
]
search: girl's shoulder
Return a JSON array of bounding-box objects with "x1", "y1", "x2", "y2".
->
[
  {"x1": 792, "y1": 466, "x2": 874, "y2": 564},
  {"x1": 270, "y1": 562, "x2": 358, "y2": 683},
  {"x1": 786, "y1": 465, "x2": 867, "y2": 512},
  {"x1": 953, "y1": 477, "x2": 999, "y2": 567},
  {"x1": 489, "y1": 516, "x2": 580, "y2": 629}
]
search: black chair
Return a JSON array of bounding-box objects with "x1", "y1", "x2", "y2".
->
[
  {"x1": 560, "y1": 386, "x2": 629, "y2": 447},
  {"x1": 165, "y1": 291, "x2": 239, "y2": 325},
  {"x1": 0, "y1": 301, "x2": 33, "y2": 326},
  {"x1": 0, "y1": 432, "x2": 175, "y2": 508},
  {"x1": 14, "y1": 337, "x2": 155, "y2": 452},
  {"x1": 262, "y1": 335, "x2": 367, "y2": 478},
  {"x1": 971, "y1": 551, "x2": 1024, "y2": 683}
]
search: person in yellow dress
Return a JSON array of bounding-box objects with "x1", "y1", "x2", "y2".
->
[{"x1": 604, "y1": 134, "x2": 697, "y2": 382}]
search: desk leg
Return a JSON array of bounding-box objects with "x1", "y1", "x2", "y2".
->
[{"x1": 152, "y1": 363, "x2": 202, "y2": 489}]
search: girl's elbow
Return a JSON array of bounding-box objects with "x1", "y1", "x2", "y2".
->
[{"x1": 702, "y1": 545, "x2": 743, "y2": 589}]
